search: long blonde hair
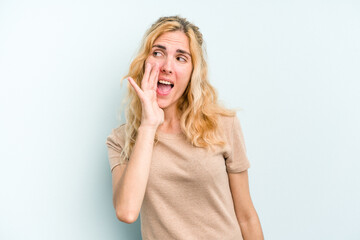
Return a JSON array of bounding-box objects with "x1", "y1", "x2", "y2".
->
[{"x1": 121, "y1": 16, "x2": 235, "y2": 161}]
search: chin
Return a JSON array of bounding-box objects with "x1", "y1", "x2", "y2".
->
[
  {"x1": 157, "y1": 99, "x2": 173, "y2": 110},
  {"x1": 157, "y1": 100, "x2": 167, "y2": 109}
]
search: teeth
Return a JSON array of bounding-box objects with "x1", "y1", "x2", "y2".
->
[{"x1": 158, "y1": 80, "x2": 172, "y2": 85}]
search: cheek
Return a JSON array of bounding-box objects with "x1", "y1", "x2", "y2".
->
[
  {"x1": 145, "y1": 55, "x2": 159, "y2": 65},
  {"x1": 145, "y1": 57, "x2": 152, "y2": 65},
  {"x1": 178, "y1": 75, "x2": 191, "y2": 90},
  {"x1": 179, "y1": 66, "x2": 192, "y2": 83},
  {"x1": 146, "y1": 57, "x2": 163, "y2": 70}
]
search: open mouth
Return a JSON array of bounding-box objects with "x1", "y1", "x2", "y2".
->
[{"x1": 157, "y1": 80, "x2": 174, "y2": 95}]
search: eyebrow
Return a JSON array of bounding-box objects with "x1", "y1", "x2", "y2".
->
[{"x1": 152, "y1": 44, "x2": 191, "y2": 57}]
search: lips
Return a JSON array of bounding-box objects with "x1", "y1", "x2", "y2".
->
[{"x1": 157, "y1": 78, "x2": 174, "y2": 96}]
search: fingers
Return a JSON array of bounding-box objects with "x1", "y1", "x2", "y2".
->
[
  {"x1": 142, "y1": 62, "x2": 159, "y2": 90},
  {"x1": 153, "y1": 68, "x2": 159, "y2": 90},
  {"x1": 128, "y1": 77, "x2": 143, "y2": 99},
  {"x1": 149, "y1": 63, "x2": 159, "y2": 90},
  {"x1": 141, "y1": 63, "x2": 151, "y2": 89}
]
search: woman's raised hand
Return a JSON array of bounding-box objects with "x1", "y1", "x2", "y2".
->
[{"x1": 127, "y1": 63, "x2": 164, "y2": 129}]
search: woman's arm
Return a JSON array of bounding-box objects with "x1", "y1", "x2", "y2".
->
[
  {"x1": 111, "y1": 63, "x2": 163, "y2": 224},
  {"x1": 228, "y1": 170, "x2": 264, "y2": 240},
  {"x1": 112, "y1": 126, "x2": 157, "y2": 223}
]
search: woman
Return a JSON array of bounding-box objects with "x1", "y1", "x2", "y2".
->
[{"x1": 106, "y1": 16, "x2": 264, "y2": 240}]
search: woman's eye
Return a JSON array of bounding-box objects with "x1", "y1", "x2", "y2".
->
[
  {"x1": 177, "y1": 56, "x2": 187, "y2": 62},
  {"x1": 153, "y1": 51, "x2": 162, "y2": 57}
]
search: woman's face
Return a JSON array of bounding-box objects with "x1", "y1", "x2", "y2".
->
[{"x1": 145, "y1": 31, "x2": 193, "y2": 111}]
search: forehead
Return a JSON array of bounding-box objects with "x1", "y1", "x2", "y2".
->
[{"x1": 153, "y1": 31, "x2": 190, "y2": 51}]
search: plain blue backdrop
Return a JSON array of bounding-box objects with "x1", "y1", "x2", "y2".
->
[{"x1": 1, "y1": 0, "x2": 359, "y2": 239}]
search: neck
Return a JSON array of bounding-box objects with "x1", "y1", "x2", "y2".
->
[{"x1": 158, "y1": 105, "x2": 182, "y2": 134}]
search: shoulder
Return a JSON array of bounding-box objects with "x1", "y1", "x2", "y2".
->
[
  {"x1": 217, "y1": 114, "x2": 239, "y2": 134},
  {"x1": 106, "y1": 123, "x2": 127, "y2": 147},
  {"x1": 217, "y1": 114, "x2": 247, "y2": 147},
  {"x1": 111, "y1": 123, "x2": 126, "y2": 138},
  {"x1": 219, "y1": 114, "x2": 250, "y2": 172},
  {"x1": 106, "y1": 124, "x2": 128, "y2": 170}
]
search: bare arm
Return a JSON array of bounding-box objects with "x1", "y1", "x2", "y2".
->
[
  {"x1": 228, "y1": 170, "x2": 264, "y2": 240},
  {"x1": 111, "y1": 63, "x2": 163, "y2": 223}
]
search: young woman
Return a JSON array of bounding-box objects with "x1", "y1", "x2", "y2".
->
[{"x1": 106, "y1": 16, "x2": 264, "y2": 240}]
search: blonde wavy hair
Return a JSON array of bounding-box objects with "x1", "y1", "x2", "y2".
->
[{"x1": 121, "y1": 16, "x2": 235, "y2": 161}]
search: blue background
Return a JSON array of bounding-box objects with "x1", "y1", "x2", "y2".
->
[{"x1": 1, "y1": 0, "x2": 359, "y2": 239}]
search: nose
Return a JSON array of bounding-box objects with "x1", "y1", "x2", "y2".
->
[{"x1": 160, "y1": 58, "x2": 173, "y2": 74}]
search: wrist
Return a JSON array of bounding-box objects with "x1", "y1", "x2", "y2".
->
[{"x1": 138, "y1": 125, "x2": 158, "y2": 134}]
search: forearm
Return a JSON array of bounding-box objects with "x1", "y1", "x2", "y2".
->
[
  {"x1": 239, "y1": 213, "x2": 264, "y2": 240},
  {"x1": 113, "y1": 126, "x2": 156, "y2": 219}
]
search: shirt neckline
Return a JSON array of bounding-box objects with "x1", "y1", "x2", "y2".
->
[{"x1": 156, "y1": 130, "x2": 185, "y2": 140}]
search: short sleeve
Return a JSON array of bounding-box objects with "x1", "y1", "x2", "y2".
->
[
  {"x1": 223, "y1": 116, "x2": 251, "y2": 173},
  {"x1": 105, "y1": 124, "x2": 128, "y2": 172}
]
